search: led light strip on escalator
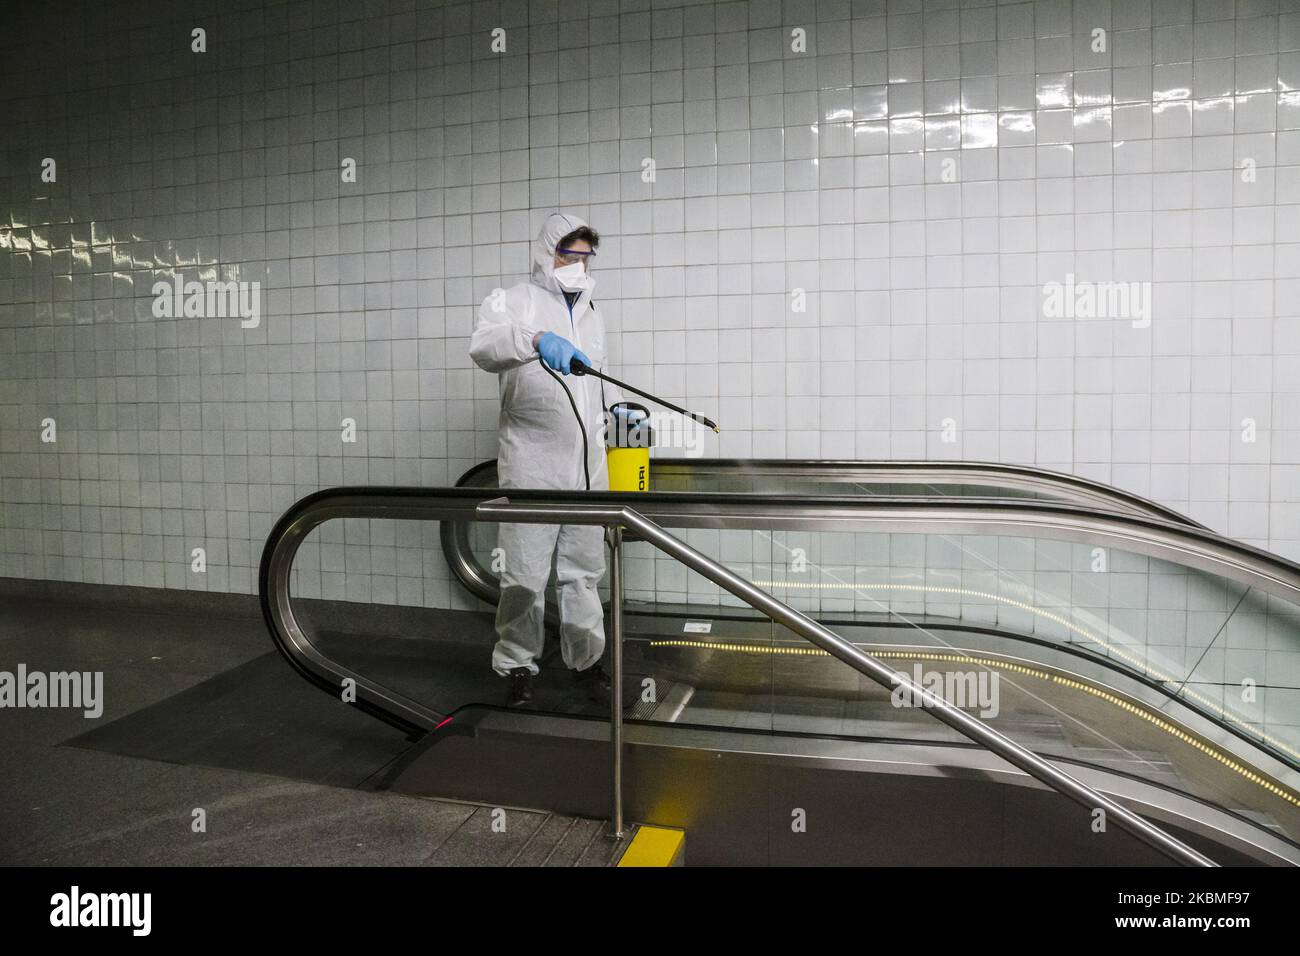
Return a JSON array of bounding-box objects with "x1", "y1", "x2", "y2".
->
[
  {"x1": 743, "y1": 578, "x2": 1300, "y2": 766},
  {"x1": 646, "y1": 639, "x2": 1300, "y2": 810}
]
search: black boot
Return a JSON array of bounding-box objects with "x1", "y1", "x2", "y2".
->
[{"x1": 506, "y1": 666, "x2": 535, "y2": 706}]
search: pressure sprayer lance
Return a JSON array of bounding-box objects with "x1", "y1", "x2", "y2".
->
[{"x1": 569, "y1": 358, "x2": 721, "y2": 434}]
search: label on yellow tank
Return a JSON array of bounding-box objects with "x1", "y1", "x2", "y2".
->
[{"x1": 607, "y1": 447, "x2": 649, "y2": 492}]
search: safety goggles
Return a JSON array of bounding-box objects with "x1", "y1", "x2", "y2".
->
[{"x1": 555, "y1": 248, "x2": 596, "y2": 265}]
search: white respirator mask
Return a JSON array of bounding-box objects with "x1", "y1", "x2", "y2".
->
[{"x1": 553, "y1": 261, "x2": 593, "y2": 292}]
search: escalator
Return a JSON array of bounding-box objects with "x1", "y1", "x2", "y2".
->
[{"x1": 260, "y1": 460, "x2": 1300, "y2": 866}]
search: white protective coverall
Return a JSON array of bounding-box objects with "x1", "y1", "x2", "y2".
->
[{"x1": 469, "y1": 212, "x2": 623, "y2": 676}]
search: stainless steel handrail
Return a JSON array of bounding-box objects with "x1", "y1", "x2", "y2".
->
[
  {"x1": 259, "y1": 485, "x2": 1300, "y2": 861},
  {"x1": 442, "y1": 457, "x2": 1207, "y2": 630},
  {"x1": 445, "y1": 487, "x2": 1300, "y2": 768},
  {"x1": 259, "y1": 490, "x2": 483, "y2": 737},
  {"x1": 655, "y1": 458, "x2": 1206, "y2": 527},
  {"x1": 451, "y1": 457, "x2": 1205, "y2": 527},
  {"x1": 607, "y1": 525, "x2": 625, "y2": 838},
  {"x1": 445, "y1": 491, "x2": 1300, "y2": 610},
  {"x1": 265, "y1": 486, "x2": 1300, "y2": 749},
  {"x1": 477, "y1": 496, "x2": 1218, "y2": 867},
  {"x1": 443, "y1": 457, "x2": 1203, "y2": 639}
]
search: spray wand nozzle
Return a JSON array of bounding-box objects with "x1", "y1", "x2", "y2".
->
[{"x1": 569, "y1": 358, "x2": 720, "y2": 433}]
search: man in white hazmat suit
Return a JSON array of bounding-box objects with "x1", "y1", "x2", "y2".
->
[{"x1": 470, "y1": 212, "x2": 623, "y2": 706}]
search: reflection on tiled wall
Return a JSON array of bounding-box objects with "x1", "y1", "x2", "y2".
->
[{"x1": 1, "y1": 0, "x2": 1299, "y2": 600}]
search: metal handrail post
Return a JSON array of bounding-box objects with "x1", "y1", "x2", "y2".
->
[{"x1": 608, "y1": 525, "x2": 625, "y2": 839}]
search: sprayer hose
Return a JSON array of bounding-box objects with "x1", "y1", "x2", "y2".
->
[{"x1": 540, "y1": 360, "x2": 592, "y2": 492}]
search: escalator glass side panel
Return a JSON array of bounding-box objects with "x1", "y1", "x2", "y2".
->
[
  {"x1": 448, "y1": 501, "x2": 1300, "y2": 845},
  {"x1": 460, "y1": 508, "x2": 1300, "y2": 767},
  {"x1": 264, "y1": 482, "x2": 1300, "y2": 854}
]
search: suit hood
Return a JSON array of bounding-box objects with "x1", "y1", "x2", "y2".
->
[{"x1": 530, "y1": 211, "x2": 595, "y2": 298}]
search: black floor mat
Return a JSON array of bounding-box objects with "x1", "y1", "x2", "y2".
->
[
  {"x1": 59, "y1": 607, "x2": 641, "y2": 795},
  {"x1": 61, "y1": 651, "x2": 413, "y2": 789}
]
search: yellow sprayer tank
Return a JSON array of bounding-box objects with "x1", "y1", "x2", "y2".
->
[{"x1": 606, "y1": 402, "x2": 653, "y2": 492}]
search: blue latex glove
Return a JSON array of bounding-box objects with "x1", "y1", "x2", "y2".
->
[{"x1": 536, "y1": 331, "x2": 591, "y2": 375}]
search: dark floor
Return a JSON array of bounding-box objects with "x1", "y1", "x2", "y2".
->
[
  {"x1": 7, "y1": 582, "x2": 1294, "y2": 866},
  {"x1": 0, "y1": 594, "x2": 624, "y2": 866}
]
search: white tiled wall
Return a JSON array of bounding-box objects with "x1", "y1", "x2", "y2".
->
[{"x1": 1, "y1": 0, "x2": 1299, "y2": 601}]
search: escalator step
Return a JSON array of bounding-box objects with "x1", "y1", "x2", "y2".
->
[{"x1": 628, "y1": 681, "x2": 695, "y2": 721}]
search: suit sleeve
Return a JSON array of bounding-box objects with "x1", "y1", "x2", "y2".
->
[{"x1": 469, "y1": 291, "x2": 540, "y2": 373}]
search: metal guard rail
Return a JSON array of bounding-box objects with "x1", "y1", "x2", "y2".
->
[
  {"x1": 252, "y1": 485, "x2": 1300, "y2": 866},
  {"x1": 440, "y1": 468, "x2": 1294, "y2": 768},
  {"x1": 264, "y1": 487, "x2": 1300, "y2": 750},
  {"x1": 482, "y1": 495, "x2": 1218, "y2": 866},
  {"x1": 449, "y1": 457, "x2": 1206, "y2": 527}
]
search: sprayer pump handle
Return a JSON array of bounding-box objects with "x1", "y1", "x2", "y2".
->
[{"x1": 569, "y1": 357, "x2": 590, "y2": 375}]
